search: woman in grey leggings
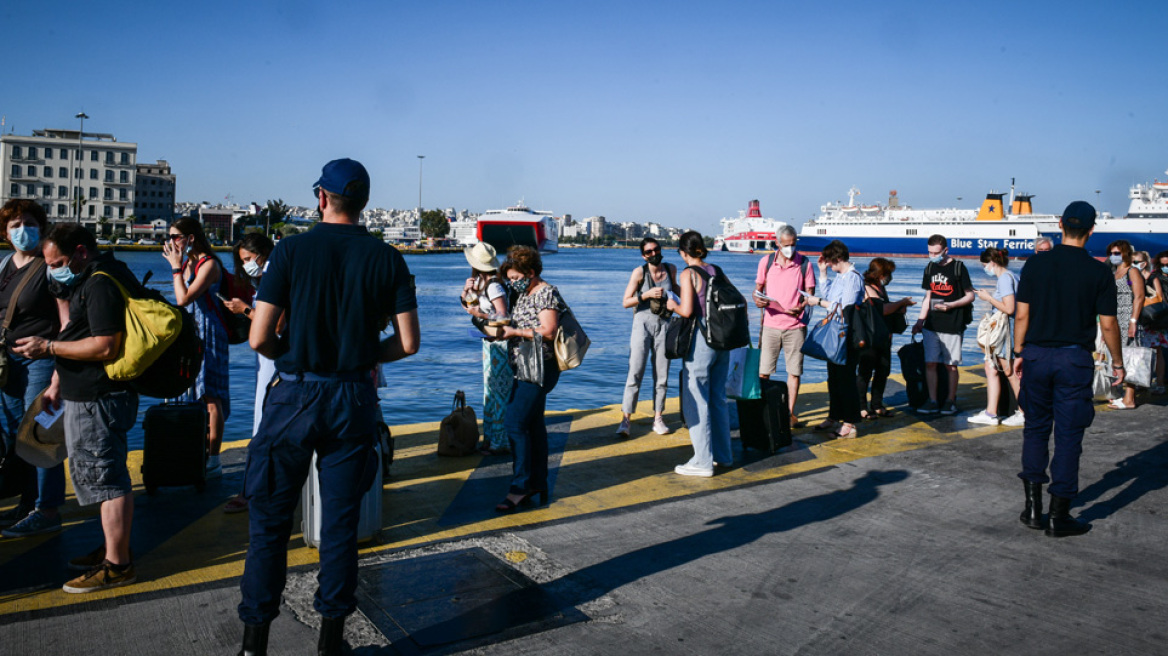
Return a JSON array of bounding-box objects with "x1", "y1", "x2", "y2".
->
[{"x1": 618, "y1": 238, "x2": 676, "y2": 437}]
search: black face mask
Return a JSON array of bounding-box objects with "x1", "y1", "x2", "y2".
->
[{"x1": 645, "y1": 253, "x2": 663, "y2": 266}]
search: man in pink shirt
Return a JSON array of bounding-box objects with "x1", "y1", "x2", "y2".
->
[{"x1": 753, "y1": 226, "x2": 816, "y2": 427}]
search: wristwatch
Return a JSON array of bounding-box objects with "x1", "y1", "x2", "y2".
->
[
  {"x1": 1012, "y1": 350, "x2": 1022, "y2": 359},
  {"x1": 1130, "y1": 318, "x2": 1138, "y2": 323}
]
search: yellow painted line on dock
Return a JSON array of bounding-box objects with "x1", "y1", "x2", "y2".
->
[{"x1": 0, "y1": 366, "x2": 1025, "y2": 616}]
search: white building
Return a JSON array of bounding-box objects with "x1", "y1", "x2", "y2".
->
[{"x1": 1, "y1": 129, "x2": 137, "y2": 231}]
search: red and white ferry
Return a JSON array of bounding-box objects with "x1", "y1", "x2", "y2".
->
[
  {"x1": 476, "y1": 201, "x2": 560, "y2": 254},
  {"x1": 712, "y1": 200, "x2": 789, "y2": 253}
]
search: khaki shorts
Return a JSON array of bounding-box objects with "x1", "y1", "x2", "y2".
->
[
  {"x1": 760, "y1": 326, "x2": 806, "y2": 377},
  {"x1": 923, "y1": 329, "x2": 963, "y2": 366}
]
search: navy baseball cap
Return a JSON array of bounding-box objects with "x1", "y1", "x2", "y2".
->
[
  {"x1": 1061, "y1": 200, "x2": 1096, "y2": 229},
  {"x1": 313, "y1": 158, "x2": 370, "y2": 200}
]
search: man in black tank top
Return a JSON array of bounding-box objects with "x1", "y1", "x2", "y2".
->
[{"x1": 619, "y1": 238, "x2": 676, "y2": 437}]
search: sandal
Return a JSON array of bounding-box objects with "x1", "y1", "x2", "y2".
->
[
  {"x1": 813, "y1": 419, "x2": 838, "y2": 432},
  {"x1": 873, "y1": 406, "x2": 895, "y2": 418},
  {"x1": 1108, "y1": 399, "x2": 1136, "y2": 410},
  {"x1": 833, "y1": 423, "x2": 859, "y2": 439}
]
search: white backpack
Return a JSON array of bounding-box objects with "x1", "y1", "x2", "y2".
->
[{"x1": 976, "y1": 310, "x2": 1010, "y2": 353}]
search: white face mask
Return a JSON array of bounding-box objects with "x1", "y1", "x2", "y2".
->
[
  {"x1": 243, "y1": 260, "x2": 263, "y2": 278},
  {"x1": 983, "y1": 264, "x2": 994, "y2": 276},
  {"x1": 1134, "y1": 262, "x2": 1147, "y2": 271},
  {"x1": 780, "y1": 245, "x2": 795, "y2": 259}
]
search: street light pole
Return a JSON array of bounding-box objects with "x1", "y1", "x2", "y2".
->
[
  {"x1": 417, "y1": 155, "x2": 425, "y2": 216},
  {"x1": 74, "y1": 112, "x2": 89, "y2": 221}
]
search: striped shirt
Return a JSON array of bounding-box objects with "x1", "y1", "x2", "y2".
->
[{"x1": 820, "y1": 265, "x2": 865, "y2": 314}]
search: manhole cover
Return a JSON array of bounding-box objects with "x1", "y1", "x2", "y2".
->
[{"x1": 355, "y1": 547, "x2": 585, "y2": 653}]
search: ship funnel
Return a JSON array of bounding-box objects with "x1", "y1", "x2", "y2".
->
[
  {"x1": 976, "y1": 193, "x2": 1006, "y2": 221},
  {"x1": 1011, "y1": 194, "x2": 1034, "y2": 215},
  {"x1": 747, "y1": 200, "x2": 762, "y2": 218},
  {"x1": 888, "y1": 190, "x2": 899, "y2": 208}
]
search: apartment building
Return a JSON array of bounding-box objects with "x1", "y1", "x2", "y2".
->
[
  {"x1": 134, "y1": 159, "x2": 176, "y2": 223},
  {"x1": 0, "y1": 129, "x2": 137, "y2": 233}
]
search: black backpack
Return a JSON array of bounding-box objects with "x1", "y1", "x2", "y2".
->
[{"x1": 689, "y1": 265, "x2": 750, "y2": 351}]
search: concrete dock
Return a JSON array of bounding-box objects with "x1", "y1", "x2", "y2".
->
[{"x1": 1, "y1": 368, "x2": 1166, "y2": 655}]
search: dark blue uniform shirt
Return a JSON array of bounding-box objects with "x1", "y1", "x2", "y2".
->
[
  {"x1": 257, "y1": 223, "x2": 417, "y2": 374},
  {"x1": 1016, "y1": 244, "x2": 1117, "y2": 351}
]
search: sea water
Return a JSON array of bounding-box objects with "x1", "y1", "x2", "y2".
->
[{"x1": 110, "y1": 248, "x2": 1005, "y2": 449}]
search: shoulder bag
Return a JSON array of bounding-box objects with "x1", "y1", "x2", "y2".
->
[
  {"x1": 514, "y1": 332, "x2": 545, "y2": 386},
  {"x1": 554, "y1": 295, "x2": 591, "y2": 371},
  {"x1": 0, "y1": 257, "x2": 45, "y2": 388},
  {"x1": 801, "y1": 306, "x2": 849, "y2": 365},
  {"x1": 1123, "y1": 337, "x2": 1156, "y2": 389}
]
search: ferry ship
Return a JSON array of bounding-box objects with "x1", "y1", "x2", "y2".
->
[
  {"x1": 713, "y1": 200, "x2": 790, "y2": 253},
  {"x1": 796, "y1": 172, "x2": 1168, "y2": 258},
  {"x1": 476, "y1": 201, "x2": 560, "y2": 254}
]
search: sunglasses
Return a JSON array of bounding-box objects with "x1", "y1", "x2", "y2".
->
[
  {"x1": 1109, "y1": 251, "x2": 1122, "y2": 255},
  {"x1": 642, "y1": 248, "x2": 660, "y2": 256},
  {"x1": 168, "y1": 234, "x2": 185, "y2": 242}
]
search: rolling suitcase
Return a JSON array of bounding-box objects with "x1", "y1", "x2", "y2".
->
[
  {"x1": 302, "y1": 439, "x2": 383, "y2": 548},
  {"x1": 737, "y1": 379, "x2": 792, "y2": 455},
  {"x1": 141, "y1": 402, "x2": 208, "y2": 495}
]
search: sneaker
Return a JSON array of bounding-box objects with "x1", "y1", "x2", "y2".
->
[
  {"x1": 62, "y1": 560, "x2": 137, "y2": 594},
  {"x1": 967, "y1": 411, "x2": 1000, "y2": 426},
  {"x1": 616, "y1": 417, "x2": 631, "y2": 438},
  {"x1": 1001, "y1": 410, "x2": 1026, "y2": 427},
  {"x1": 674, "y1": 463, "x2": 714, "y2": 477},
  {"x1": 940, "y1": 401, "x2": 959, "y2": 416},
  {"x1": 206, "y1": 456, "x2": 223, "y2": 480},
  {"x1": 652, "y1": 418, "x2": 670, "y2": 435},
  {"x1": 2, "y1": 509, "x2": 62, "y2": 538},
  {"x1": 0, "y1": 503, "x2": 33, "y2": 528},
  {"x1": 917, "y1": 400, "x2": 941, "y2": 415}
]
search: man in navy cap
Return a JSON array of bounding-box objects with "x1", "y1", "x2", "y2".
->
[
  {"x1": 1013, "y1": 201, "x2": 1122, "y2": 537},
  {"x1": 236, "y1": 158, "x2": 420, "y2": 655}
]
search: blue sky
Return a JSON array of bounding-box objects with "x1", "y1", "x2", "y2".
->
[{"x1": 3, "y1": 1, "x2": 1165, "y2": 232}]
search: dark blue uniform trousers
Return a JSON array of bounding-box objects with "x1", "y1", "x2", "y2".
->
[
  {"x1": 1018, "y1": 345, "x2": 1095, "y2": 498},
  {"x1": 238, "y1": 377, "x2": 380, "y2": 625}
]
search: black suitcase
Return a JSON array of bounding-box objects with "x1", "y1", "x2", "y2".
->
[
  {"x1": 141, "y1": 402, "x2": 208, "y2": 495},
  {"x1": 898, "y1": 335, "x2": 955, "y2": 408},
  {"x1": 737, "y1": 379, "x2": 792, "y2": 455}
]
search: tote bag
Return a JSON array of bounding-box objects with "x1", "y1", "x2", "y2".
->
[{"x1": 801, "y1": 307, "x2": 848, "y2": 365}]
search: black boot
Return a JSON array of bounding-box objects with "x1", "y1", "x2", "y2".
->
[
  {"x1": 1046, "y1": 495, "x2": 1090, "y2": 537},
  {"x1": 319, "y1": 616, "x2": 345, "y2": 656},
  {"x1": 238, "y1": 622, "x2": 270, "y2": 656},
  {"x1": 1019, "y1": 481, "x2": 1045, "y2": 529}
]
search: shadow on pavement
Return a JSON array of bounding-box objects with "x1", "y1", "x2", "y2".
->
[
  {"x1": 403, "y1": 469, "x2": 910, "y2": 649},
  {"x1": 1075, "y1": 439, "x2": 1168, "y2": 522}
]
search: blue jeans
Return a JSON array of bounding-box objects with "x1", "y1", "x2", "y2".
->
[
  {"x1": 238, "y1": 377, "x2": 380, "y2": 625},
  {"x1": 0, "y1": 354, "x2": 65, "y2": 510},
  {"x1": 505, "y1": 361, "x2": 561, "y2": 495},
  {"x1": 1018, "y1": 345, "x2": 1095, "y2": 498},
  {"x1": 680, "y1": 319, "x2": 732, "y2": 468}
]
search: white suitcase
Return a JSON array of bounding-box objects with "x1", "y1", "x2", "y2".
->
[{"x1": 301, "y1": 440, "x2": 383, "y2": 548}]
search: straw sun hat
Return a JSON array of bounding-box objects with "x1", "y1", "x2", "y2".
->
[
  {"x1": 464, "y1": 242, "x2": 501, "y2": 272},
  {"x1": 14, "y1": 391, "x2": 67, "y2": 469}
]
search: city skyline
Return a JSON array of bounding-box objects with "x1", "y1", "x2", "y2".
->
[{"x1": 3, "y1": 1, "x2": 1165, "y2": 234}]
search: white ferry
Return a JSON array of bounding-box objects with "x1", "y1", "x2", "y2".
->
[
  {"x1": 797, "y1": 172, "x2": 1168, "y2": 258},
  {"x1": 713, "y1": 200, "x2": 790, "y2": 253},
  {"x1": 476, "y1": 201, "x2": 560, "y2": 254}
]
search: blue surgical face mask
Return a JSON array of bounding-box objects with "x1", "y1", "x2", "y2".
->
[
  {"x1": 47, "y1": 259, "x2": 77, "y2": 287},
  {"x1": 509, "y1": 277, "x2": 530, "y2": 294},
  {"x1": 9, "y1": 225, "x2": 40, "y2": 252},
  {"x1": 983, "y1": 264, "x2": 994, "y2": 276},
  {"x1": 1109, "y1": 254, "x2": 1123, "y2": 266},
  {"x1": 928, "y1": 253, "x2": 945, "y2": 264}
]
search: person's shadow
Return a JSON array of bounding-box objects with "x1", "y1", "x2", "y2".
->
[
  {"x1": 1075, "y1": 440, "x2": 1168, "y2": 522},
  {"x1": 406, "y1": 468, "x2": 910, "y2": 648}
]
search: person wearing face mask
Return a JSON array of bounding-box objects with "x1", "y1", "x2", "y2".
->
[
  {"x1": 970, "y1": 248, "x2": 1024, "y2": 426},
  {"x1": 462, "y1": 241, "x2": 512, "y2": 455},
  {"x1": 618, "y1": 237, "x2": 676, "y2": 437},
  {"x1": 1034, "y1": 236, "x2": 1054, "y2": 253},
  {"x1": 803, "y1": 240, "x2": 866, "y2": 439},
  {"x1": 1106, "y1": 240, "x2": 1145, "y2": 409},
  {"x1": 497, "y1": 246, "x2": 565, "y2": 509},
  {"x1": 220, "y1": 232, "x2": 276, "y2": 514},
  {"x1": 912, "y1": 235, "x2": 975, "y2": 416},
  {"x1": 1140, "y1": 250, "x2": 1168, "y2": 394},
  {"x1": 857, "y1": 258, "x2": 914, "y2": 420},
  {"x1": 0, "y1": 201, "x2": 69, "y2": 539},
  {"x1": 753, "y1": 226, "x2": 815, "y2": 427},
  {"x1": 13, "y1": 223, "x2": 141, "y2": 591},
  {"x1": 162, "y1": 217, "x2": 231, "y2": 478}
]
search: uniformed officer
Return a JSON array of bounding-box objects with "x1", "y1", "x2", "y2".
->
[{"x1": 236, "y1": 159, "x2": 420, "y2": 656}]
